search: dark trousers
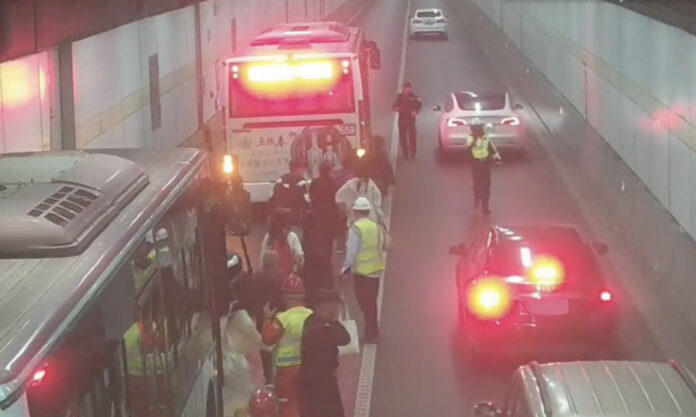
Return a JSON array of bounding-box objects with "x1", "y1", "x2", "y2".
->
[
  {"x1": 260, "y1": 350, "x2": 273, "y2": 384},
  {"x1": 301, "y1": 374, "x2": 344, "y2": 417},
  {"x1": 398, "y1": 118, "x2": 417, "y2": 157},
  {"x1": 353, "y1": 274, "x2": 380, "y2": 337},
  {"x1": 471, "y1": 160, "x2": 492, "y2": 210}
]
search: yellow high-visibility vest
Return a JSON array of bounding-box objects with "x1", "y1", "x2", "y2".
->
[
  {"x1": 352, "y1": 218, "x2": 386, "y2": 276},
  {"x1": 274, "y1": 306, "x2": 313, "y2": 368},
  {"x1": 124, "y1": 323, "x2": 167, "y2": 376},
  {"x1": 132, "y1": 249, "x2": 157, "y2": 291},
  {"x1": 468, "y1": 135, "x2": 491, "y2": 160}
]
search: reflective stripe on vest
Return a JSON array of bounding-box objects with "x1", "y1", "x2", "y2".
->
[
  {"x1": 274, "y1": 306, "x2": 313, "y2": 368},
  {"x1": 469, "y1": 135, "x2": 491, "y2": 160},
  {"x1": 133, "y1": 249, "x2": 157, "y2": 291},
  {"x1": 124, "y1": 323, "x2": 167, "y2": 376},
  {"x1": 352, "y1": 218, "x2": 386, "y2": 276}
]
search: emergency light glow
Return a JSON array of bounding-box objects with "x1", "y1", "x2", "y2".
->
[
  {"x1": 248, "y1": 61, "x2": 334, "y2": 83},
  {"x1": 223, "y1": 154, "x2": 234, "y2": 175},
  {"x1": 466, "y1": 278, "x2": 513, "y2": 320},
  {"x1": 356, "y1": 148, "x2": 366, "y2": 158},
  {"x1": 600, "y1": 290, "x2": 613, "y2": 302}
]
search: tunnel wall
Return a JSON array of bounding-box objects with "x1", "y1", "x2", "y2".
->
[
  {"x1": 0, "y1": 0, "x2": 351, "y2": 153},
  {"x1": 470, "y1": 0, "x2": 696, "y2": 333}
]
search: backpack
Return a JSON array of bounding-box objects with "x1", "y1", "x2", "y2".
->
[{"x1": 270, "y1": 233, "x2": 295, "y2": 277}]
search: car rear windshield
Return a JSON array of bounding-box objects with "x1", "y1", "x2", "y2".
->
[
  {"x1": 416, "y1": 10, "x2": 441, "y2": 18},
  {"x1": 486, "y1": 230, "x2": 602, "y2": 281},
  {"x1": 455, "y1": 93, "x2": 506, "y2": 111}
]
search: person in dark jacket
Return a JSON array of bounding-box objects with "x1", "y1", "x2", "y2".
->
[
  {"x1": 365, "y1": 135, "x2": 395, "y2": 196},
  {"x1": 309, "y1": 161, "x2": 340, "y2": 235},
  {"x1": 392, "y1": 82, "x2": 422, "y2": 159},
  {"x1": 301, "y1": 209, "x2": 336, "y2": 298},
  {"x1": 251, "y1": 251, "x2": 286, "y2": 384},
  {"x1": 300, "y1": 289, "x2": 350, "y2": 417},
  {"x1": 269, "y1": 159, "x2": 310, "y2": 226}
]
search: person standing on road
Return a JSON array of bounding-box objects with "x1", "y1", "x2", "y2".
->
[
  {"x1": 301, "y1": 289, "x2": 350, "y2": 417},
  {"x1": 365, "y1": 135, "x2": 396, "y2": 197},
  {"x1": 269, "y1": 159, "x2": 310, "y2": 226},
  {"x1": 392, "y1": 82, "x2": 422, "y2": 159},
  {"x1": 334, "y1": 160, "x2": 383, "y2": 227},
  {"x1": 261, "y1": 274, "x2": 313, "y2": 417},
  {"x1": 467, "y1": 122, "x2": 501, "y2": 215},
  {"x1": 341, "y1": 197, "x2": 387, "y2": 343},
  {"x1": 260, "y1": 212, "x2": 304, "y2": 279}
]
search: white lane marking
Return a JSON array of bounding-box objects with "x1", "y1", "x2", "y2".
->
[
  {"x1": 352, "y1": 1, "x2": 410, "y2": 417},
  {"x1": 346, "y1": 0, "x2": 373, "y2": 24}
]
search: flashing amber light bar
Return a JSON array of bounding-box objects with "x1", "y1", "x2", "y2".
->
[
  {"x1": 247, "y1": 61, "x2": 335, "y2": 83},
  {"x1": 223, "y1": 154, "x2": 235, "y2": 175}
]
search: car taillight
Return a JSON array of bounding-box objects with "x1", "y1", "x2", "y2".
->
[
  {"x1": 412, "y1": 19, "x2": 422, "y2": 23},
  {"x1": 447, "y1": 118, "x2": 467, "y2": 127},
  {"x1": 528, "y1": 255, "x2": 565, "y2": 291},
  {"x1": 501, "y1": 117, "x2": 520, "y2": 126},
  {"x1": 600, "y1": 290, "x2": 612, "y2": 302},
  {"x1": 31, "y1": 368, "x2": 46, "y2": 385},
  {"x1": 466, "y1": 278, "x2": 513, "y2": 320}
]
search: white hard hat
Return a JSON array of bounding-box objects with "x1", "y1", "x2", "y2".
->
[
  {"x1": 156, "y1": 228, "x2": 169, "y2": 241},
  {"x1": 353, "y1": 197, "x2": 372, "y2": 211}
]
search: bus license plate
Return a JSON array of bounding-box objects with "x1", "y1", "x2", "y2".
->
[{"x1": 526, "y1": 299, "x2": 568, "y2": 316}]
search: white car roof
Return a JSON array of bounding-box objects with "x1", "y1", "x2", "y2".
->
[{"x1": 415, "y1": 8, "x2": 442, "y2": 14}]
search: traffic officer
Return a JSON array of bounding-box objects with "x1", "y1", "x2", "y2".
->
[
  {"x1": 392, "y1": 82, "x2": 422, "y2": 159},
  {"x1": 261, "y1": 274, "x2": 313, "y2": 417},
  {"x1": 467, "y1": 121, "x2": 501, "y2": 215},
  {"x1": 341, "y1": 197, "x2": 387, "y2": 343}
]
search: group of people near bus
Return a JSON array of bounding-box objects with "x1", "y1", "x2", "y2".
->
[{"x1": 222, "y1": 137, "x2": 395, "y2": 417}]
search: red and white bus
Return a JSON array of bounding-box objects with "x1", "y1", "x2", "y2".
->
[{"x1": 224, "y1": 21, "x2": 381, "y2": 202}]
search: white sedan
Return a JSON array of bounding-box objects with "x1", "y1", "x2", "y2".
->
[
  {"x1": 409, "y1": 8, "x2": 447, "y2": 39},
  {"x1": 434, "y1": 91, "x2": 525, "y2": 155}
]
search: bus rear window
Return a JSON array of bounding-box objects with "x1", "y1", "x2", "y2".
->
[{"x1": 229, "y1": 60, "x2": 356, "y2": 118}]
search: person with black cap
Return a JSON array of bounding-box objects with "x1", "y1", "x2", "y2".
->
[
  {"x1": 467, "y1": 120, "x2": 501, "y2": 214},
  {"x1": 392, "y1": 82, "x2": 422, "y2": 159},
  {"x1": 300, "y1": 289, "x2": 350, "y2": 417}
]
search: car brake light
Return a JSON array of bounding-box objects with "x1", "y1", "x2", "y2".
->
[
  {"x1": 466, "y1": 278, "x2": 513, "y2": 320},
  {"x1": 528, "y1": 255, "x2": 565, "y2": 291},
  {"x1": 32, "y1": 368, "x2": 46, "y2": 385},
  {"x1": 501, "y1": 117, "x2": 520, "y2": 126},
  {"x1": 600, "y1": 290, "x2": 612, "y2": 302},
  {"x1": 447, "y1": 118, "x2": 467, "y2": 127}
]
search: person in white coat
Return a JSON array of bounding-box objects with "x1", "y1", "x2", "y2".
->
[
  {"x1": 334, "y1": 162, "x2": 383, "y2": 227},
  {"x1": 222, "y1": 292, "x2": 272, "y2": 417}
]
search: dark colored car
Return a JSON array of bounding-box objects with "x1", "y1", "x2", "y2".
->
[{"x1": 449, "y1": 225, "x2": 616, "y2": 360}]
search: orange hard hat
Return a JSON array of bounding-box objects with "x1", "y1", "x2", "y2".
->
[
  {"x1": 280, "y1": 273, "x2": 305, "y2": 295},
  {"x1": 249, "y1": 388, "x2": 278, "y2": 417}
]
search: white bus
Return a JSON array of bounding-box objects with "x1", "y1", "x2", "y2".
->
[
  {"x1": 224, "y1": 21, "x2": 381, "y2": 202},
  {"x1": 0, "y1": 148, "x2": 230, "y2": 417}
]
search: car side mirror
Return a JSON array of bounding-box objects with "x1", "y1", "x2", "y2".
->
[
  {"x1": 514, "y1": 103, "x2": 524, "y2": 111},
  {"x1": 449, "y1": 243, "x2": 467, "y2": 255},
  {"x1": 433, "y1": 105, "x2": 443, "y2": 111},
  {"x1": 473, "y1": 402, "x2": 501, "y2": 417},
  {"x1": 593, "y1": 243, "x2": 609, "y2": 255}
]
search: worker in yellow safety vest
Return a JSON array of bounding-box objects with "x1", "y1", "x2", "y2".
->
[
  {"x1": 341, "y1": 196, "x2": 387, "y2": 343},
  {"x1": 466, "y1": 121, "x2": 501, "y2": 215},
  {"x1": 261, "y1": 274, "x2": 312, "y2": 417},
  {"x1": 124, "y1": 317, "x2": 168, "y2": 417}
]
